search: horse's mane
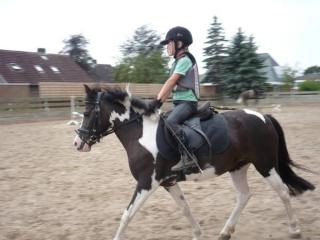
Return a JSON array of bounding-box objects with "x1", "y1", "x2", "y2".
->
[{"x1": 95, "y1": 86, "x2": 149, "y2": 111}]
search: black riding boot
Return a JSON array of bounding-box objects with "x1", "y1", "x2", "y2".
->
[{"x1": 171, "y1": 134, "x2": 197, "y2": 172}]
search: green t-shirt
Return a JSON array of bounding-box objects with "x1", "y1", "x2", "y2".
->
[{"x1": 171, "y1": 56, "x2": 197, "y2": 102}]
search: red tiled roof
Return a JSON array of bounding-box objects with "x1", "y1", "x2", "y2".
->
[{"x1": 0, "y1": 49, "x2": 94, "y2": 84}]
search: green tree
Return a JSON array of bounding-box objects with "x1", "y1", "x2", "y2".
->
[
  {"x1": 113, "y1": 25, "x2": 168, "y2": 83},
  {"x1": 282, "y1": 66, "x2": 297, "y2": 90},
  {"x1": 202, "y1": 16, "x2": 227, "y2": 85},
  {"x1": 304, "y1": 65, "x2": 320, "y2": 75},
  {"x1": 60, "y1": 34, "x2": 96, "y2": 71},
  {"x1": 223, "y1": 29, "x2": 266, "y2": 98}
]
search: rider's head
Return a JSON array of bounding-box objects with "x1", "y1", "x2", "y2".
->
[{"x1": 160, "y1": 26, "x2": 193, "y2": 57}]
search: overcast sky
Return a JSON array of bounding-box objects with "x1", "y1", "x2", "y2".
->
[{"x1": 1, "y1": 0, "x2": 319, "y2": 74}]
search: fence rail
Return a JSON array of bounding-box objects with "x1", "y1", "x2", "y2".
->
[
  {"x1": 0, "y1": 97, "x2": 83, "y2": 111},
  {"x1": 265, "y1": 91, "x2": 320, "y2": 96},
  {"x1": 39, "y1": 82, "x2": 164, "y2": 98},
  {"x1": 0, "y1": 96, "x2": 85, "y2": 124},
  {"x1": 38, "y1": 82, "x2": 217, "y2": 98},
  {"x1": 0, "y1": 91, "x2": 319, "y2": 112}
]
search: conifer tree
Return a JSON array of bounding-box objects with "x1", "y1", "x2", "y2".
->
[
  {"x1": 243, "y1": 36, "x2": 266, "y2": 89},
  {"x1": 61, "y1": 34, "x2": 96, "y2": 71},
  {"x1": 223, "y1": 29, "x2": 266, "y2": 98},
  {"x1": 202, "y1": 16, "x2": 227, "y2": 84}
]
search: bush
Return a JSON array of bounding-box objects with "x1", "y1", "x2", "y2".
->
[
  {"x1": 299, "y1": 80, "x2": 320, "y2": 91},
  {"x1": 280, "y1": 83, "x2": 292, "y2": 91}
]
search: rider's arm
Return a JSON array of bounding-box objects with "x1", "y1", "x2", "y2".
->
[{"x1": 157, "y1": 73, "x2": 182, "y2": 102}]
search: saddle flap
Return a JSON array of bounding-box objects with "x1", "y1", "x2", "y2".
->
[
  {"x1": 183, "y1": 117, "x2": 204, "y2": 150},
  {"x1": 157, "y1": 112, "x2": 230, "y2": 161}
]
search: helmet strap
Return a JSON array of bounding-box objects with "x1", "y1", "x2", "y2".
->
[
  {"x1": 174, "y1": 49, "x2": 187, "y2": 59},
  {"x1": 174, "y1": 41, "x2": 187, "y2": 59}
]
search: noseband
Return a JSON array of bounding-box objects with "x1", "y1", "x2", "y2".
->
[{"x1": 76, "y1": 92, "x2": 142, "y2": 145}]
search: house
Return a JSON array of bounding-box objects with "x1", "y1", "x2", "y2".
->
[
  {"x1": 0, "y1": 48, "x2": 114, "y2": 97},
  {"x1": 295, "y1": 73, "x2": 320, "y2": 81},
  {"x1": 259, "y1": 53, "x2": 284, "y2": 85},
  {"x1": 0, "y1": 48, "x2": 95, "y2": 85}
]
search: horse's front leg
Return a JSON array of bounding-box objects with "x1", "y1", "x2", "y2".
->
[
  {"x1": 165, "y1": 184, "x2": 202, "y2": 240},
  {"x1": 113, "y1": 183, "x2": 159, "y2": 240}
]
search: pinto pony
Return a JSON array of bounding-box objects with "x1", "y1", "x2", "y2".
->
[
  {"x1": 74, "y1": 85, "x2": 314, "y2": 240},
  {"x1": 236, "y1": 89, "x2": 261, "y2": 106}
]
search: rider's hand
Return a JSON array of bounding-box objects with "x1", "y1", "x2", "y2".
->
[{"x1": 145, "y1": 99, "x2": 162, "y2": 115}]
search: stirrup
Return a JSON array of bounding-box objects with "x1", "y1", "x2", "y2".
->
[{"x1": 171, "y1": 158, "x2": 196, "y2": 172}]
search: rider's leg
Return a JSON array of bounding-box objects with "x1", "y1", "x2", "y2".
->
[
  {"x1": 165, "y1": 101, "x2": 197, "y2": 171},
  {"x1": 171, "y1": 131, "x2": 197, "y2": 171}
]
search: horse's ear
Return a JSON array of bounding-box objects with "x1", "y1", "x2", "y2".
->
[{"x1": 84, "y1": 84, "x2": 92, "y2": 95}]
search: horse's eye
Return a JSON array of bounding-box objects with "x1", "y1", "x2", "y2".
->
[{"x1": 83, "y1": 112, "x2": 90, "y2": 117}]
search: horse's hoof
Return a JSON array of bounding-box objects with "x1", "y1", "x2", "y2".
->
[
  {"x1": 218, "y1": 234, "x2": 231, "y2": 240},
  {"x1": 289, "y1": 227, "x2": 301, "y2": 239},
  {"x1": 192, "y1": 228, "x2": 202, "y2": 240},
  {"x1": 289, "y1": 231, "x2": 302, "y2": 239}
]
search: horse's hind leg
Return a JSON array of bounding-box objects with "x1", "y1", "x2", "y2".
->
[
  {"x1": 165, "y1": 184, "x2": 202, "y2": 240},
  {"x1": 219, "y1": 164, "x2": 251, "y2": 240},
  {"x1": 265, "y1": 168, "x2": 301, "y2": 238},
  {"x1": 113, "y1": 183, "x2": 159, "y2": 240}
]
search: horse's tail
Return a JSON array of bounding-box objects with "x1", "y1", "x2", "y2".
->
[{"x1": 267, "y1": 114, "x2": 315, "y2": 196}]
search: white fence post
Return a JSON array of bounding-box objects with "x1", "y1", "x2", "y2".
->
[
  {"x1": 70, "y1": 96, "x2": 75, "y2": 120},
  {"x1": 67, "y1": 96, "x2": 82, "y2": 125}
]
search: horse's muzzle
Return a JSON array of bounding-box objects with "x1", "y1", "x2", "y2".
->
[{"x1": 73, "y1": 135, "x2": 91, "y2": 152}]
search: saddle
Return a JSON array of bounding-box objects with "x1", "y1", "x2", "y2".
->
[{"x1": 156, "y1": 102, "x2": 230, "y2": 161}]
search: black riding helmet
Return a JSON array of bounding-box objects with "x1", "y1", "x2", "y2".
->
[{"x1": 160, "y1": 26, "x2": 193, "y2": 46}]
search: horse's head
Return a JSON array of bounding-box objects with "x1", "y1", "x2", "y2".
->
[{"x1": 73, "y1": 84, "x2": 130, "y2": 151}]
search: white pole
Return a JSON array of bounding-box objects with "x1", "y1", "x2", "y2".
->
[{"x1": 70, "y1": 96, "x2": 75, "y2": 120}]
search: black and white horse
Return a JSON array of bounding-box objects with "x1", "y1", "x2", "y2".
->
[
  {"x1": 73, "y1": 85, "x2": 314, "y2": 240},
  {"x1": 236, "y1": 89, "x2": 261, "y2": 106}
]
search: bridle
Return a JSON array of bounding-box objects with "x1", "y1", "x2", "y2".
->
[
  {"x1": 76, "y1": 92, "x2": 109, "y2": 145},
  {"x1": 76, "y1": 91, "x2": 142, "y2": 145}
]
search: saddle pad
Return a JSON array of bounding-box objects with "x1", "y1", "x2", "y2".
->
[
  {"x1": 196, "y1": 114, "x2": 229, "y2": 157},
  {"x1": 156, "y1": 114, "x2": 229, "y2": 161}
]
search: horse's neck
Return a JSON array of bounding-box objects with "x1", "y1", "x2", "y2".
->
[
  {"x1": 138, "y1": 116, "x2": 159, "y2": 159},
  {"x1": 115, "y1": 115, "x2": 159, "y2": 156},
  {"x1": 114, "y1": 120, "x2": 141, "y2": 147}
]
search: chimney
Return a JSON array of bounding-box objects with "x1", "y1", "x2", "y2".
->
[{"x1": 37, "y1": 48, "x2": 46, "y2": 54}]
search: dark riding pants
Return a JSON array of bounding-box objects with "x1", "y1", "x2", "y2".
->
[{"x1": 165, "y1": 100, "x2": 198, "y2": 138}]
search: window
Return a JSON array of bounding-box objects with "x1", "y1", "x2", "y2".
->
[
  {"x1": 41, "y1": 55, "x2": 49, "y2": 60},
  {"x1": 34, "y1": 65, "x2": 45, "y2": 73},
  {"x1": 7, "y1": 63, "x2": 24, "y2": 72},
  {"x1": 50, "y1": 66, "x2": 60, "y2": 74}
]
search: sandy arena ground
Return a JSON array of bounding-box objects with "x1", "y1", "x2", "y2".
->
[{"x1": 0, "y1": 104, "x2": 319, "y2": 240}]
